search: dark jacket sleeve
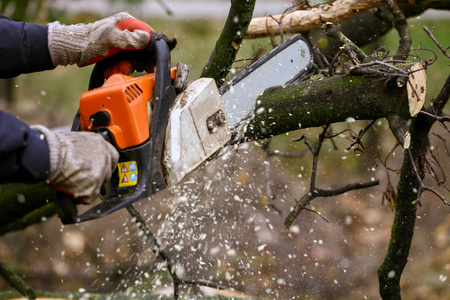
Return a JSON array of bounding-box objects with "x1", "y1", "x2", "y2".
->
[
  {"x1": 0, "y1": 111, "x2": 50, "y2": 183},
  {"x1": 0, "y1": 15, "x2": 55, "y2": 78}
]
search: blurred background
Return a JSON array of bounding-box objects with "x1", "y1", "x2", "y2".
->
[{"x1": 0, "y1": 0, "x2": 449, "y2": 299}]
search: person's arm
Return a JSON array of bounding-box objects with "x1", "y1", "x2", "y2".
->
[
  {"x1": 0, "y1": 12, "x2": 155, "y2": 201},
  {"x1": 0, "y1": 110, "x2": 118, "y2": 202},
  {"x1": 0, "y1": 111, "x2": 51, "y2": 183},
  {"x1": 0, "y1": 15, "x2": 55, "y2": 78}
]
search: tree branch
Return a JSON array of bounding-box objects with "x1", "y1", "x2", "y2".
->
[
  {"x1": 378, "y1": 146, "x2": 419, "y2": 299},
  {"x1": 423, "y1": 26, "x2": 450, "y2": 59},
  {"x1": 384, "y1": 0, "x2": 411, "y2": 60},
  {"x1": 0, "y1": 260, "x2": 36, "y2": 299},
  {"x1": 323, "y1": 22, "x2": 368, "y2": 62},
  {"x1": 245, "y1": 0, "x2": 445, "y2": 39},
  {"x1": 239, "y1": 73, "x2": 409, "y2": 143},
  {"x1": 201, "y1": 0, "x2": 256, "y2": 87},
  {"x1": 284, "y1": 126, "x2": 380, "y2": 228}
]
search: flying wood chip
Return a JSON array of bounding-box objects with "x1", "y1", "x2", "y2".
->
[{"x1": 407, "y1": 63, "x2": 427, "y2": 117}]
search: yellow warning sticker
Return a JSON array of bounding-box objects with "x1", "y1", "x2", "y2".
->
[{"x1": 118, "y1": 161, "x2": 138, "y2": 187}]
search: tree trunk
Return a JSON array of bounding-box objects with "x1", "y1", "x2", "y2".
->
[
  {"x1": 378, "y1": 73, "x2": 450, "y2": 299},
  {"x1": 201, "y1": 0, "x2": 256, "y2": 87}
]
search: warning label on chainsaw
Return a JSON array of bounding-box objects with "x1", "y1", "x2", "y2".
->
[{"x1": 118, "y1": 161, "x2": 138, "y2": 187}]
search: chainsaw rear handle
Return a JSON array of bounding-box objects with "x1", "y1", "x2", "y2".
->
[
  {"x1": 89, "y1": 32, "x2": 176, "y2": 90},
  {"x1": 56, "y1": 38, "x2": 176, "y2": 224}
]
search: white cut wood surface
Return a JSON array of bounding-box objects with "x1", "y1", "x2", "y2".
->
[{"x1": 407, "y1": 63, "x2": 427, "y2": 117}]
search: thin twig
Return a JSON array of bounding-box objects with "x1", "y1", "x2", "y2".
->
[
  {"x1": 314, "y1": 46, "x2": 329, "y2": 70},
  {"x1": 354, "y1": 61, "x2": 409, "y2": 75},
  {"x1": 314, "y1": 180, "x2": 380, "y2": 198},
  {"x1": 310, "y1": 125, "x2": 329, "y2": 189},
  {"x1": 407, "y1": 149, "x2": 449, "y2": 206},
  {"x1": 423, "y1": 26, "x2": 450, "y2": 59},
  {"x1": 429, "y1": 73, "x2": 450, "y2": 115},
  {"x1": 378, "y1": 144, "x2": 401, "y2": 173},
  {"x1": 292, "y1": 134, "x2": 314, "y2": 153},
  {"x1": 422, "y1": 186, "x2": 449, "y2": 205},
  {"x1": 420, "y1": 110, "x2": 450, "y2": 123},
  {"x1": 265, "y1": 4, "x2": 297, "y2": 47},
  {"x1": 378, "y1": 145, "x2": 399, "y2": 211},
  {"x1": 303, "y1": 207, "x2": 330, "y2": 223},
  {"x1": 430, "y1": 132, "x2": 450, "y2": 157},
  {"x1": 345, "y1": 61, "x2": 409, "y2": 79},
  {"x1": 126, "y1": 205, "x2": 180, "y2": 297},
  {"x1": 346, "y1": 120, "x2": 377, "y2": 151},
  {"x1": 285, "y1": 125, "x2": 380, "y2": 228},
  {"x1": 323, "y1": 22, "x2": 367, "y2": 62},
  {"x1": 425, "y1": 148, "x2": 446, "y2": 185},
  {"x1": 420, "y1": 111, "x2": 450, "y2": 136}
]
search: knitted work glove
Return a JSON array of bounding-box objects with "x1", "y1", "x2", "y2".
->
[
  {"x1": 32, "y1": 126, "x2": 119, "y2": 203},
  {"x1": 102, "y1": 33, "x2": 178, "y2": 78},
  {"x1": 48, "y1": 12, "x2": 152, "y2": 67}
]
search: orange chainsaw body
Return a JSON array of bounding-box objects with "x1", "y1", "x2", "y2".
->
[{"x1": 79, "y1": 68, "x2": 177, "y2": 150}]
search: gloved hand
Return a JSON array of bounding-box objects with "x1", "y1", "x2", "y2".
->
[
  {"x1": 31, "y1": 126, "x2": 119, "y2": 203},
  {"x1": 47, "y1": 12, "x2": 153, "y2": 67},
  {"x1": 103, "y1": 33, "x2": 178, "y2": 78}
]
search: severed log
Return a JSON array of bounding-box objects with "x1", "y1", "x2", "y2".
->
[
  {"x1": 245, "y1": 0, "x2": 446, "y2": 39},
  {"x1": 241, "y1": 74, "x2": 410, "y2": 142},
  {"x1": 407, "y1": 63, "x2": 426, "y2": 117}
]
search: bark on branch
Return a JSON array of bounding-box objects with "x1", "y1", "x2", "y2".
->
[
  {"x1": 240, "y1": 74, "x2": 409, "y2": 142},
  {"x1": 201, "y1": 0, "x2": 256, "y2": 87},
  {"x1": 0, "y1": 261, "x2": 36, "y2": 299}
]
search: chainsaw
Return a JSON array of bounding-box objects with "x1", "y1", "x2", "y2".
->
[{"x1": 54, "y1": 34, "x2": 313, "y2": 224}]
